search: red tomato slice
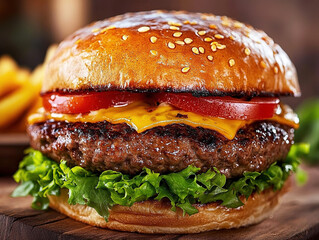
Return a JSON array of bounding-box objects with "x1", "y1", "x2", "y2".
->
[
  {"x1": 43, "y1": 91, "x2": 279, "y2": 120},
  {"x1": 42, "y1": 91, "x2": 145, "y2": 114},
  {"x1": 154, "y1": 93, "x2": 279, "y2": 120}
]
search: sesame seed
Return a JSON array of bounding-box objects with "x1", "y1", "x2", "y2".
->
[
  {"x1": 234, "y1": 21, "x2": 243, "y2": 28},
  {"x1": 150, "y1": 36, "x2": 157, "y2": 43},
  {"x1": 122, "y1": 35, "x2": 128, "y2": 40},
  {"x1": 211, "y1": 45, "x2": 217, "y2": 52},
  {"x1": 260, "y1": 61, "x2": 267, "y2": 68},
  {"x1": 168, "y1": 42, "x2": 176, "y2": 49},
  {"x1": 214, "y1": 34, "x2": 224, "y2": 39},
  {"x1": 204, "y1": 37, "x2": 213, "y2": 42},
  {"x1": 201, "y1": 15, "x2": 208, "y2": 20},
  {"x1": 229, "y1": 35, "x2": 235, "y2": 40},
  {"x1": 150, "y1": 50, "x2": 158, "y2": 56},
  {"x1": 209, "y1": 24, "x2": 217, "y2": 29},
  {"x1": 183, "y1": 20, "x2": 190, "y2": 24},
  {"x1": 182, "y1": 67, "x2": 190, "y2": 73},
  {"x1": 100, "y1": 26, "x2": 115, "y2": 33},
  {"x1": 274, "y1": 66, "x2": 279, "y2": 74},
  {"x1": 184, "y1": 38, "x2": 193, "y2": 44},
  {"x1": 198, "y1": 30, "x2": 206, "y2": 36},
  {"x1": 173, "y1": 32, "x2": 183, "y2": 37},
  {"x1": 229, "y1": 59, "x2": 235, "y2": 67},
  {"x1": 221, "y1": 20, "x2": 231, "y2": 27},
  {"x1": 244, "y1": 48, "x2": 251, "y2": 56},
  {"x1": 169, "y1": 26, "x2": 180, "y2": 30},
  {"x1": 168, "y1": 21, "x2": 182, "y2": 27},
  {"x1": 190, "y1": 21, "x2": 198, "y2": 25},
  {"x1": 192, "y1": 47, "x2": 199, "y2": 54},
  {"x1": 207, "y1": 55, "x2": 213, "y2": 61},
  {"x1": 262, "y1": 36, "x2": 268, "y2": 41},
  {"x1": 91, "y1": 28, "x2": 100, "y2": 33},
  {"x1": 175, "y1": 40, "x2": 185, "y2": 46},
  {"x1": 75, "y1": 39, "x2": 81, "y2": 44},
  {"x1": 206, "y1": 14, "x2": 216, "y2": 20},
  {"x1": 138, "y1": 26, "x2": 150, "y2": 32},
  {"x1": 216, "y1": 44, "x2": 226, "y2": 50},
  {"x1": 199, "y1": 47, "x2": 205, "y2": 53}
]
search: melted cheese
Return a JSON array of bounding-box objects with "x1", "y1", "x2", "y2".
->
[{"x1": 28, "y1": 102, "x2": 299, "y2": 140}]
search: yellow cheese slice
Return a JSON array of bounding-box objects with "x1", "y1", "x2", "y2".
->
[{"x1": 28, "y1": 101, "x2": 299, "y2": 140}]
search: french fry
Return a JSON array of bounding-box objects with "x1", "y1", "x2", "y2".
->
[
  {"x1": 0, "y1": 56, "x2": 30, "y2": 97},
  {"x1": 1, "y1": 61, "x2": 46, "y2": 130},
  {"x1": 0, "y1": 82, "x2": 37, "y2": 128},
  {"x1": 0, "y1": 45, "x2": 57, "y2": 130},
  {"x1": 0, "y1": 56, "x2": 17, "y2": 74},
  {"x1": 0, "y1": 72, "x2": 21, "y2": 97},
  {"x1": 0, "y1": 61, "x2": 43, "y2": 128}
]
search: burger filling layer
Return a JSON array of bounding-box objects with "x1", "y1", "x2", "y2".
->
[
  {"x1": 30, "y1": 95, "x2": 299, "y2": 140},
  {"x1": 13, "y1": 144, "x2": 307, "y2": 219},
  {"x1": 13, "y1": 91, "x2": 304, "y2": 220},
  {"x1": 28, "y1": 120, "x2": 294, "y2": 178}
]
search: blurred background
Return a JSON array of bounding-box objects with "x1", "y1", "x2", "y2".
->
[
  {"x1": 0, "y1": 0, "x2": 318, "y2": 175},
  {"x1": 1, "y1": 0, "x2": 318, "y2": 107}
]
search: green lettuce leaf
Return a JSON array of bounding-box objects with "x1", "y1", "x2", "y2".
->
[{"x1": 12, "y1": 144, "x2": 307, "y2": 221}]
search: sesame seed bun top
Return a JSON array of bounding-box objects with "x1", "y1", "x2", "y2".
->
[{"x1": 43, "y1": 10, "x2": 300, "y2": 97}]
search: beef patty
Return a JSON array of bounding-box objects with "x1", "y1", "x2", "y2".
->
[{"x1": 28, "y1": 120, "x2": 294, "y2": 178}]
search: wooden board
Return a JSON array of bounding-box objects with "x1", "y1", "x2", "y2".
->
[{"x1": 1, "y1": 166, "x2": 319, "y2": 240}]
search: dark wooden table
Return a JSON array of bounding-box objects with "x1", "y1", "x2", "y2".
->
[{"x1": 0, "y1": 165, "x2": 319, "y2": 240}]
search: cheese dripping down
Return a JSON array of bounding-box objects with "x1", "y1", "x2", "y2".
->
[{"x1": 28, "y1": 101, "x2": 299, "y2": 140}]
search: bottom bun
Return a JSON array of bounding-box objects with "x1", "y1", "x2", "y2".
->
[{"x1": 48, "y1": 179, "x2": 290, "y2": 234}]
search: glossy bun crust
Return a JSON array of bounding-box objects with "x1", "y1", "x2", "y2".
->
[
  {"x1": 43, "y1": 10, "x2": 300, "y2": 97},
  {"x1": 48, "y1": 180, "x2": 290, "y2": 234}
]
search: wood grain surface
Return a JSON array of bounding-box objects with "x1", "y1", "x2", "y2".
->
[{"x1": 0, "y1": 165, "x2": 318, "y2": 240}]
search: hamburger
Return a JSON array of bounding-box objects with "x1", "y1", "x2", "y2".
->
[{"x1": 13, "y1": 10, "x2": 306, "y2": 234}]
